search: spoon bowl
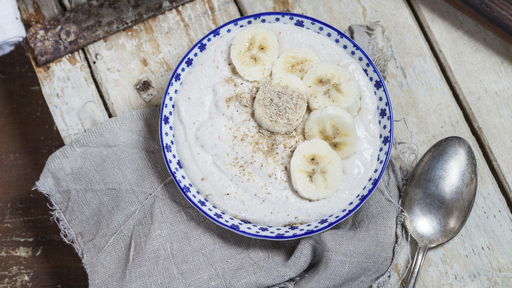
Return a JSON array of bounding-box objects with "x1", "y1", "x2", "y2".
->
[{"x1": 403, "y1": 136, "x2": 477, "y2": 287}]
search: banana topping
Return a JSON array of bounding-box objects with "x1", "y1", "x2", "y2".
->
[
  {"x1": 230, "y1": 27, "x2": 280, "y2": 81},
  {"x1": 253, "y1": 80, "x2": 307, "y2": 133},
  {"x1": 272, "y1": 73, "x2": 306, "y2": 94},
  {"x1": 305, "y1": 106, "x2": 358, "y2": 160},
  {"x1": 272, "y1": 47, "x2": 319, "y2": 80},
  {"x1": 303, "y1": 63, "x2": 361, "y2": 115},
  {"x1": 290, "y1": 139, "x2": 343, "y2": 200},
  {"x1": 229, "y1": 28, "x2": 363, "y2": 200}
]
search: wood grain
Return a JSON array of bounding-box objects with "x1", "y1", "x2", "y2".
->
[
  {"x1": 410, "y1": 0, "x2": 512, "y2": 214},
  {"x1": 235, "y1": 0, "x2": 512, "y2": 286},
  {"x1": 0, "y1": 45, "x2": 88, "y2": 287},
  {"x1": 443, "y1": 0, "x2": 512, "y2": 46},
  {"x1": 81, "y1": 0, "x2": 240, "y2": 117},
  {"x1": 26, "y1": 0, "x2": 194, "y2": 65},
  {"x1": 16, "y1": 0, "x2": 109, "y2": 144},
  {"x1": 17, "y1": 0, "x2": 62, "y2": 26}
]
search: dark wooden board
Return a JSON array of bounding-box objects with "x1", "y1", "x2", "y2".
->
[
  {"x1": 444, "y1": 0, "x2": 512, "y2": 45},
  {"x1": 27, "y1": 0, "x2": 193, "y2": 65},
  {"x1": 0, "y1": 44, "x2": 87, "y2": 287}
]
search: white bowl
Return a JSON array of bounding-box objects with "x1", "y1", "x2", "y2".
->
[{"x1": 159, "y1": 12, "x2": 393, "y2": 240}]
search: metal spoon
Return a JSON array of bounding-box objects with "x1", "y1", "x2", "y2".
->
[{"x1": 403, "y1": 136, "x2": 477, "y2": 288}]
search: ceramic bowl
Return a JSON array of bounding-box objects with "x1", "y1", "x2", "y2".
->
[{"x1": 159, "y1": 12, "x2": 393, "y2": 240}]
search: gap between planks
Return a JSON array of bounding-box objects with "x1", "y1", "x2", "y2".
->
[
  {"x1": 82, "y1": 49, "x2": 113, "y2": 118},
  {"x1": 56, "y1": 0, "x2": 114, "y2": 118},
  {"x1": 55, "y1": 0, "x2": 67, "y2": 15},
  {"x1": 233, "y1": 0, "x2": 244, "y2": 17},
  {"x1": 405, "y1": 0, "x2": 512, "y2": 212}
]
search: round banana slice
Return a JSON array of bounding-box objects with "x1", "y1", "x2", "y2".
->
[
  {"x1": 253, "y1": 81, "x2": 307, "y2": 133},
  {"x1": 272, "y1": 47, "x2": 319, "y2": 80},
  {"x1": 303, "y1": 63, "x2": 360, "y2": 114},
  {"x1": 230, "y1": 27, "x2": 280, "y2": 81},
  {"x1": 305, "y1": 106, "x2": 357, "y2": 160},
  {"x1": 272, "y1": 73, "x2": 305, "y2": 94},
  {"x1": 290, "y1": 139, "x2": 343, "y2": 200},
  {"x1": 343, "y1": 89, "x2": 361, "y2": 117}
]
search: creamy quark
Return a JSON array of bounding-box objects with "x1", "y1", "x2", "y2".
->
[{"x1": 174, "y1": 24, "x2": 380, "y2": 227}]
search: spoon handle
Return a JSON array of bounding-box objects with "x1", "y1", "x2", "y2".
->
[{"x1": 406, "y1": 246, "x2": 428, "y2": 288}]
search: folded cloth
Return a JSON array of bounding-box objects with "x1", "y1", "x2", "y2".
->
[
  {"x1": 0, "y1": 0, "x2": 26, "y2": 56},
  {"x1": 36, "y1": 23, "x2": 400, "y2": 287}
]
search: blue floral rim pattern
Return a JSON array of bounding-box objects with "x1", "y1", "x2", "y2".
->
[{"x1": 159, "y1": 12, "x2": 394, "y2": 240}]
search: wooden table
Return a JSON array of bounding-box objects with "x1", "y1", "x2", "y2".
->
[{"x1": 12, "y1": 0, "x2": 512, "y2": 286}]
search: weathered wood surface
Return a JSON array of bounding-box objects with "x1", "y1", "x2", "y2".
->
[
  {"x1": 17, "y1": 0, "x2": 62, "y2": 23},
  {"x1": 14, "y1": 0, "x2": 512, "y2": 286},
  {"x1": 0, "y1": 45, "x2": 88, "y2": 287},
  {"x1": 410, "y1": 0, "x2": 512, "y2": 211},
  {"x1": 235, "y1": 0, "x2": 512, "y2": 286},
  {"x1": 443, "y1": 0, "x2": 512, "y2": 46},
  {"x1": 82, "y1": 0, "x2": 240, "y2": 117},
  {"x1": 17, "y1": 0, "x2": 109, "y2": 144}
]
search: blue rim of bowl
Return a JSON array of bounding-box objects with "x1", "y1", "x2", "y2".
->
[{"x1": 159, "y1": 12, "x2": 394, "y2": 240}]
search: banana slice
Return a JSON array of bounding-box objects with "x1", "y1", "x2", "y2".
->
[
  {"x1": 290, "y1": 139, "x2": 343, "y2": 200},
  {"x1": 272, "y1": 73, "x2": 305, "y2": 94},
  {"x1": 230, "y1": 27, "x2": 280, "y2": 81},
  {"x1": 272, "y1": 48, "x2": 319, "y2": 80},
  {"x1": 303, "y1": 63, "x2": 360, "y2": 115},
  {"x1": 305, "y1": 106, "x2": 358, "y2": 160},
  {"x1": 254, "y1": 80, "x2": 307, "y2": 133}
]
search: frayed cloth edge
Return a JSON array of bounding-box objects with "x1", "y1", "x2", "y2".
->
[{"x1": 34, "y1": 180, "x2": 86, "y2": 261}]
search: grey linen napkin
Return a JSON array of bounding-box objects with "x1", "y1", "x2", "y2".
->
[
  {"x1": 345, "y1": 22, "x2": 392, "y2": 80},
  {"x1": 36, "y1": 23, "x2": 399, "y2": 287}
]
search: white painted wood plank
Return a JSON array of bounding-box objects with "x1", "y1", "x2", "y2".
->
[
  {"x1": 237, "y1": 0, "x2": 512, "y2": 287},
  {"x1": 16, "y1": 0, "x2": 109, "y2": 143},
  {"x1": 31, "y1": 52, "x2": 110, "y2": 143},
  {"x1": 82, "y1": 0, "x2": 240, "y2": 117},
  {"x1": 410, "y1": 0, "x2": 512, "y2": 208}
]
